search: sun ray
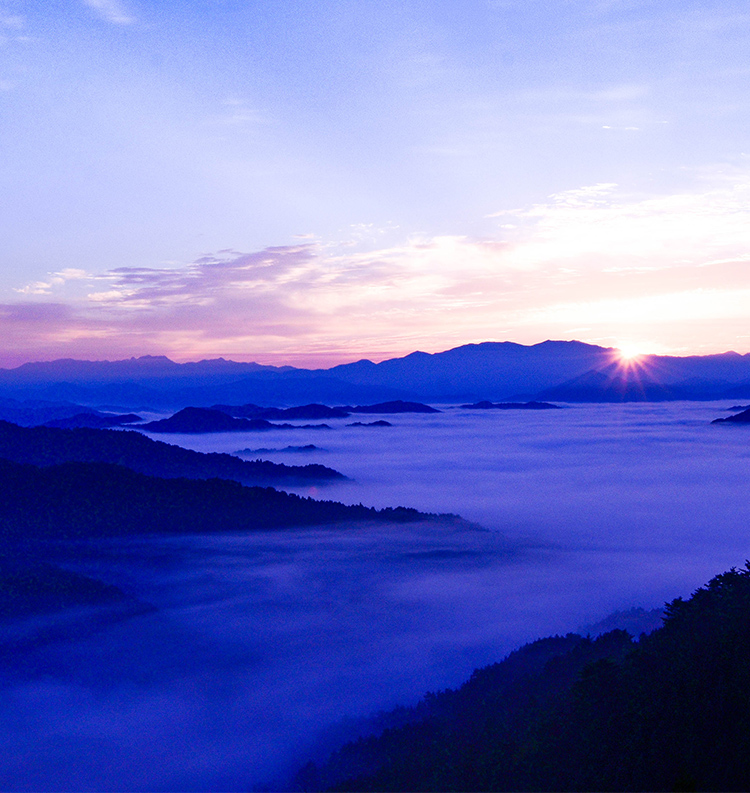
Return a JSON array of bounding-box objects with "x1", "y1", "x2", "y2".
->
[{"x1": 616, "y1": 342, "x2": 648, "y2": 362}]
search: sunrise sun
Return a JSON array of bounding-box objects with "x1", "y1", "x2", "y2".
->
[{"x1": 616, "y1": 342, "x2": 648, "y2": 362}]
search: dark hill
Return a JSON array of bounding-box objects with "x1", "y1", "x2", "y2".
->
[
  {"x1": 140, "y1": 407, "x2": 330, "y2": 433},
  {"x1": 712, "y1": 407, "x2": 750, "y2": 424},
  {"x1": 0, "y1": 420, "x2": 344, "y2": 485},
  {"x1": 212, "y1": 403, "x2": 351, "y2": 420},
  {"x1": 141, "y1": 407, "x2": 278, "y2": 433},
  {"x1": 0, "y1": 563, "x2": 132, "y2": 621},
  {"x1": 0, "y1": 558, "x2": 155, "y2": 658},
  {"x1": 342, "y1": 401, "x2": 440, "y2": 414},
  {"x1": 0, "y1": 459, "x2": 436, "y2": 542},
  {"x1": 298, "y1": 564, "x2": 750, "y2": 792},
  {"x1": 235, "y1": 444, "x2": 320, "y2": 454},
  {"x1": 0, "y1": 398, "x2": 106, "y2": 427}
]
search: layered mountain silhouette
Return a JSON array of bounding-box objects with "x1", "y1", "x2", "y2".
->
[
  {"x1": 0, "y1": 420, "x2": 344, "y2": 485},
  {"x1": 235, "y1": 444, "x2": 320, "y2": 454},
  {"x1": 1, "y1": 341, "x2": 750, "y2": 407},
  {"x1": 210, "y1": 400, "x2": 438, "y2": 420},
  {"x1": 324, "y1": 340, "x2": 612, "y2": 400},
  {"x1": 537, "y1": 366, "x2": 674, "y2": 402},
  {"x1": 212, "y1": 403, "x2": 350, "y2": 420},
  {"x1": 0, "y1": 457, "x2": 449, "y2": 629},
  {"x1": 0, "y1": 458, "x2": 435, "y2": 542},
  {"x1": 0, "y1": 398, "x2": 136, "y2": 428}
]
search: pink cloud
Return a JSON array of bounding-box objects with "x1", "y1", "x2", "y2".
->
[{"x1": 5, "y1": 176, "x2": 750, "y2": 366}]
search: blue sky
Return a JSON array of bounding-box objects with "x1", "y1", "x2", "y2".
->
[{"x1": 2, "y1": 0, "x2": 750, "y2": 365}]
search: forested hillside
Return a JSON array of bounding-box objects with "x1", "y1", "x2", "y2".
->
[
  {"x1": 0, "y1": 459, "x2": 431, "y2": 541},
  {"x1": 298, "y1": 565, "x2": 750, "y2": 792},
  {"x1": 0, "y1": 420, "x2": 343, "y2": 485}
]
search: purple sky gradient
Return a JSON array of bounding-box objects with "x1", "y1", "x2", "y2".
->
[{"x1": 3, "y1": 2, "x2": 750, "y2": 365}]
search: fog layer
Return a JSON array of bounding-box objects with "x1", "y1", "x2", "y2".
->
[{"x1": 2, "y1": 403, "x2": 749, "y2": 790}]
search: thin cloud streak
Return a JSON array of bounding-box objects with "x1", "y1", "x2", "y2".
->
[{"x1": 82, "y1": 0, "x2": 136, "y2": 26}]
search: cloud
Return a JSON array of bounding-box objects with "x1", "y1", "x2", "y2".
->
[
  {"x1": 207, "y1": 98, "x2": 272, "y2": 127},
  {"x1": 0, "y1": 302, "x2": 75, "y2": 324},
  {"x1": 4, "y1": 173, "x2": 750, "y2": 364},
  {"x1": 82, "y1": 0, "x2": 136, "y2": 25},
  {"x1": 487, "y1": 177, "x2": 750, "y2": 276},
  {"x1": 14, "y1": 269, "x2": 89, "y2": 296},
  {"x1": 0, "y1": 14, "x2": 23, "y2": 30},
  {"x1": 522, "y1": 288, "x2": 750, "y2": 327}
]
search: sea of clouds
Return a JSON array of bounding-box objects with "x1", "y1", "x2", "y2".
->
[{"x1": 2, "y1": 402, "x2": 749, "y2": 790}]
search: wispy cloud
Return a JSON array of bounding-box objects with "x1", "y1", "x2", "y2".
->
[
  {"x1": 0, "y1": 14, "x2": 23, "y2": 30},
  {"x1": 0, "y1": 8, "x2": 27, "y2": 48},
  {"x1": 14, "y1": 269, "x2": 89, "y2": 296},
  {"x1": 82, "y1": 0, "x2": 136, "y2": 26},
  {"x1": 5, "y1": 173, "x2": 750, "y2": 364},
  {"x1": 206, "y1": 97, "x2": 272, "y2": 128}
]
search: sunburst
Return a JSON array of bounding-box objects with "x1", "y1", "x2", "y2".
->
[{"x1": 616, "y1": 342, "x2": 647, "y2": 362}]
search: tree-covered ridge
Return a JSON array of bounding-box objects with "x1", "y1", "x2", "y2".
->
[
  {"x1": 298, "y1": 565, "x2": 750, "y2": 792},
  {"x1": 712, "y1": 406, "x2": 750, "y2": 424},
  {"x1": 140, "y1": 406, "x2": 333, "y2": 433},
  {"x1": 0, "y1": 458, "x2": 435, "y2": 541},
  {"x1": 0, "y1": 420, "x2": 344, "y2": 485}
]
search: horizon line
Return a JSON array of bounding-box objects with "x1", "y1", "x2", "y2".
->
[{"x1": 1, "y1": 338, "x2": 747, "y2": 372}]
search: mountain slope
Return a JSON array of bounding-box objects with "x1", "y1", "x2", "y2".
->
[
  {"x1": 0, "y1": 421, "x2": 344, "y2": 485},
  {"x1": 299, "y1": 565, "x2": 750, "y2": 792},
  {"x1": 327, "y1": 341, "x2": 616, "y2": 400},
  {"x1": 0, "y1": 459, "x2": 432, "y2": 542}
]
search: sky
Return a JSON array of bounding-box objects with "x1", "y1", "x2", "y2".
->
[{"x1": 2, "y1": 0, "x2": 750, "y2": 366}]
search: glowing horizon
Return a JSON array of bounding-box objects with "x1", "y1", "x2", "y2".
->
[{"x1": 0, "y1": 334, "x2": 747, "y2": 373}]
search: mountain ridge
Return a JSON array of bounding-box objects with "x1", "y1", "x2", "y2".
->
[
  {"x1": 0, "y1": 420, "x2": 345, "y2": 486},
  {"x1": 2, "y1": 340, "x2": 750, "y2": 407}
]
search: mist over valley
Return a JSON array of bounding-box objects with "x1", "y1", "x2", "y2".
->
[{"x1": 1, "y1": 382, "x2": 749, "y2": 789}]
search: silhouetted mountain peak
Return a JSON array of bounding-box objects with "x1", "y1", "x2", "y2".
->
[{"x1": 3, "y1": 341, "x2": 750, "y2": 407}]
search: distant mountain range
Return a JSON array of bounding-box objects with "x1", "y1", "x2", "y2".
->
[{"x1": 1, "y1": 341, "x2": 749, "y2": 409}]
